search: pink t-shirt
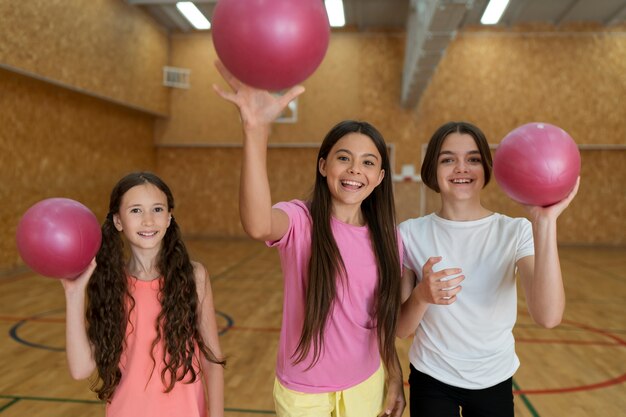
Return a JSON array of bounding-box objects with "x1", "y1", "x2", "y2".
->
[
  {"x1": 106, "y1": 277, "x2": 206, "y2": 417},
  {"x1": 269, "y1": 200, "x2": 402, "y2": 393}
]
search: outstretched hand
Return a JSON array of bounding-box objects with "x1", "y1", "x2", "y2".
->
[
  {"x1": 525, "y1": 176, "x2": 580, "y2": 222},
  {"x1": 212, "y1": 60, "x2": 305, "y2": 130}
]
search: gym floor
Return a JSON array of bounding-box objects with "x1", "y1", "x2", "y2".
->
[{"x1": 1, "y1": 239, "x2": 625, "y2": 417}]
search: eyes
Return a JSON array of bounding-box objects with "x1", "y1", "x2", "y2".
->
[
  {"x1": 336, "y1": 154, "x2": 378, "y2": 167},
  {"x1": 439, "y1": 156, "x2": 482, "y2": 165},
  {"x1": 129, "y1": 206, "x2": 167, "y2": 214}
]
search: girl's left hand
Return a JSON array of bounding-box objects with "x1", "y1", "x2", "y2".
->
[
  {"x1": 525, "y1": 176, "x2": 580, "y2": 222},
  {"x1": 379, "y1": 374, "x2": 406, "y2": 417},
  {"x1": 212, "y1": 60, "x2": 304, "y2": 130}
]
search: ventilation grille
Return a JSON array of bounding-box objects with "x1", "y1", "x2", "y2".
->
[{"x1": 163, "y1": 66, "x2": 191, "y2": 88}]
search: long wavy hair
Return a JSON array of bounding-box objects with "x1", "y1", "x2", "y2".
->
[
  {"x1": 292, "y1": 121, "x2": 402, "y2": 373},
  {"x1": 86, "y1": 172, "x2": 224, "y2": 402}
]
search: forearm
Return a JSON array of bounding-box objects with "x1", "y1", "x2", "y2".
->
[
  {"x1": 529, "y1": 217, "x2": 565, "y2": 327},
  {"x1": 205, "y1": 361, "x2": 224, "y2": 417},
  {"x1": 64, "y1": 290, "x2": 96, "y2": 379},
  {"x1": 239, "y1": 124, "x2": 273, "y2": 240},
  {"x1": 397, "y1": 289, "x2": 428, "y2": 339}
]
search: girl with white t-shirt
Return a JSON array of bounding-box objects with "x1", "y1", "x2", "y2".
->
[
  {"x1": 214, "y1": 61, "x2": 405, "y2": 417},
  {"x1": 397, "y1": 121, "x2": 579, "y2": 417}
]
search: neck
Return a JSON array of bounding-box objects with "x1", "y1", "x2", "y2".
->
[
  {"x1": 437, "y1": 199, "x2": 491, "y2": 221},
  {"x1": 331, "y1": 203, "x2": 365, "y2": 226},
  {"x1": 127, "y1": 247, "x2": 161, "y2": 280}
]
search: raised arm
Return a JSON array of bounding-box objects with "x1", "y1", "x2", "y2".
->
[
  {"x1": 213, "y1": 61, "x2": 304, "y2": 242},
  {"x1": 194, "y1": 262, "x2": 224, "y2": 417},
  {"x1": 61, "y1": 259, "x2": 97, "y2": 380},
  {"x1": 518, "y1": 177, "x2": 580, "y2": 328}
]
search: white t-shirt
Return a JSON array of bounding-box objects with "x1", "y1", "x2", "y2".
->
[{"x1": 399, "y1": 212, "x2": 534, "y2": 389}]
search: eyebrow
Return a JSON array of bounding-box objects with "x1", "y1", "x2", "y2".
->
[
  {"x1": 335, "y1": 148, "x2": 380, "y2": 160},
  {"x1": 438, "y1": 150, "x2": 481, "y2": 156}
]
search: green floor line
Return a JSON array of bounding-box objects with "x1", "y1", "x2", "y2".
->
[
  {"x1": 513, "y1": 379, "x2": 541, "y2": 417},
  {"x1": 0, "y1": 398, "x2": 20, "y2": 412}
]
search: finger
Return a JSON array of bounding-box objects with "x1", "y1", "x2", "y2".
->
[
  {"x1": 214, "y1": 60, "x2": 242, "y2": 91},
  {"x1": 279, "y1": 85, "x2": 306, "y2": 106},
  {"x1": 423, "y1": 256, "x2": 442, "y2": 275},
  {"x1": 212, "y1": 83, "x2": 238, "y2": 103},
  {"x1": 433, "y1": 267, "x2": 462, "y2": 281}
]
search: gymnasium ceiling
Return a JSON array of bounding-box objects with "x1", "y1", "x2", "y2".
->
[{"x1": 126, "y1": 0, "x2": 626, "y2": 106}]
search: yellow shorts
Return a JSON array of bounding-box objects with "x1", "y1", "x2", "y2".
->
[{"x1": 273, "y1": 363, "x2": 385, "y2": 417}]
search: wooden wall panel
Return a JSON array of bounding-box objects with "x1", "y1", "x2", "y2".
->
[
  {"x1": 0, "y1": 0, "x2": 169, "y2": 115},
  {"x1": 0, "y1": 69, "x2": 157, "y2": 272},
  {"x1": 156, "y1": 147, "x2": 316, "y2": 237},
  {"x1": 156, "y1": 33, "x2": 411, "y2": 144}
]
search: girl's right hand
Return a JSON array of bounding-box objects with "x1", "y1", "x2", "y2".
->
[
  {"x1": 212, "y1": 60, "x2": 305, "y2": 130},
  {"x1": 60, "y1": 258, "x2": 96, "y2": 294},
  {"x1": 415, "y1": 256, "x2": 464, "y2": 305}
]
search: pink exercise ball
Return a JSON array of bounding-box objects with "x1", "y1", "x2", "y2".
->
[
  {"x1": 493, "y1": 123, "x2": 580, "y2": 207},
  {"x1": 16, "y1": 198, "x2": 102, "y2": 279},
  {"x1": 212, "y1": 0, "x2": 330, "y2": 91}
]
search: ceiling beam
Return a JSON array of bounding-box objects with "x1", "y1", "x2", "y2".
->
[{"x1": 401, "y1": 0, "x2": 471, "y2": 107}]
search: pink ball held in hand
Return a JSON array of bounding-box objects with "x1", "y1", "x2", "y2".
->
[
  {"x1": 211, "y1": 0, "x2": 330, "y2": 91},
  {"x1": 493, "y1": 122, "x2": 580, "y2": 207},
  {"x1": 16, "y1": 198, "x2": 102, "y2": 279}
]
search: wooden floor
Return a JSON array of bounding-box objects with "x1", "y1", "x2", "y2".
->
[{"x1": 0, "y1": 240, "x2": 624, "y2": 417}]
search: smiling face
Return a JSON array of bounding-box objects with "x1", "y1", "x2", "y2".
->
[
  {"x1": 318, "y1": 132, "x2": 385, "y2": 212},
  {"x1": 113, "y1": 183, "x2": 171, "y2": 251},
  {"x1": 436, "y1": 132, "x2": 486, "y2": 202}
]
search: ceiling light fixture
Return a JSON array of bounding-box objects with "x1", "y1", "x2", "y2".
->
[
  {"x1": 176, "y1": 2, "x2": 211, "y2": 30},
  {"x1": 325, "y1": 0, "x2": 345, "y2": 27},
  {"x1": 480, "y1": 0, "x2": 510, "y2": 25}
]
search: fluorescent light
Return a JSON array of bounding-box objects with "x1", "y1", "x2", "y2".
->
[
  {"x1": 176, "y1": 2, "x2": 210, "y2": 30},
  {"x1": 325, "y1": 0, "x2": 345, "y2": 27},
  {"x1": 480, "y1": 0, "x2": 510, "y2": 25}
]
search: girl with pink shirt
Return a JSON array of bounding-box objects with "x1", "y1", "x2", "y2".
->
[
  {"x1": 214, "y1": 62, "x2": 405, "y2": 417},
  {"x1": 62, "y1": 172, "x2": 225, "y2": 417}
]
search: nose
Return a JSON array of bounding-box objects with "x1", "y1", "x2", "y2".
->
[
  {"x1": 142, "y1": 212, "x2": 154, "y2": 226},
  {"x1": 347, "y1": 161, "x2": 361, "y2": 174},
  {"x1": 454, "y1": 160, "x2": 468, "y2": 173}
]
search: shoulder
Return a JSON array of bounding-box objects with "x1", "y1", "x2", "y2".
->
[
  {"x1": 398, "y1": 215, "x2": 431, "y2": 234},
  {"x1": 274, "y1": 199, "x2": 311, "y2": 217},
  {"x1": 191, "y1": 261, "x2": 210, "y2": 295},
  {"x1": 492, "y1": 213, "x2": 531, "y2": 229}
]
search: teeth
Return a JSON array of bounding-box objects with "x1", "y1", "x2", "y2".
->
[
  {"x1": 341, "y1": 180, "x2": 363, "y2": 187},
  {"x1": 138, "y1": 231, "x2": 157, "y2": 237},
  {"x1": 451, "y1": 179, "x2": 471, "y2": 184}
]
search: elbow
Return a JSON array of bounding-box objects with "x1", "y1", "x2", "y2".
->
[
  {"x1": 395, "y1": 323, "x2": 414, "y2": 340},
  {"x1": 67, "y1": 362, "x2": 96, "y2": 380},
  {"x1": 533, "y1": 313, "x2": 563, "y2": 329},
  {"x1": 68, "y1": 368, "x2": 92, "y2": 380},
  {"x1": 243, "y1": 224, "x2": 271, "y2": 241}
]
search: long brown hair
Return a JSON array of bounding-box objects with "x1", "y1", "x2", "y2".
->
[
  {"x1": 293, "y1": 121, "x2": 401, "y2": 373},
  {"x1": 86, "y1": 172, "x2": 224, "y2": 402}
]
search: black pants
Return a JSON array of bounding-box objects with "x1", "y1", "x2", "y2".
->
[{"x1": 409, "y1": 365, "x2": 514, "y2": 417}]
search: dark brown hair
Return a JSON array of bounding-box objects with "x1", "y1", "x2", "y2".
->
[
  {"x1": 421, "y1": 121, "x2": 492, "y2": 192},
  {"x1": 293, "y1": 121, "x2": 401, "y2": 374},
  {"x1": 86, "y1": 172, "x2": 224, "y2": 402}
]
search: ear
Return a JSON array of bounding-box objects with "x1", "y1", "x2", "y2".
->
[
  {"x1": 168, "y1": 212, "x2": 172, "y2": 227},
  {"x1": 318, "y1": 157, "x2": 327, "y2": 177},
  {"x1": 113, "y1": 214, "x2": 123, "y2": 231}
]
